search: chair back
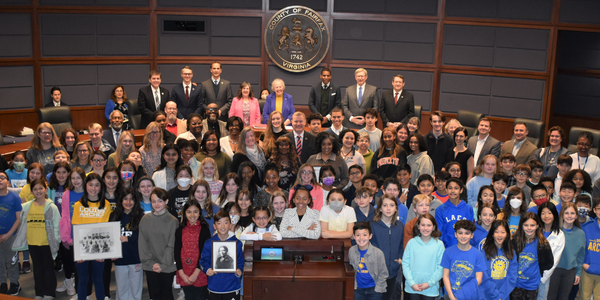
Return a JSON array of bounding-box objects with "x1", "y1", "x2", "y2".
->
[
  {"x1": 414, "y1": 105, "x2": 422, "y2": 121},
  {"x1": 37, "y1": 106, "x2": 73, "y2": 136},
  {"x1": 126, "y1": 99, "x2": 142, "y2": 130}
]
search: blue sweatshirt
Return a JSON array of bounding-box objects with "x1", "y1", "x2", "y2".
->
[
  {"x1": 471, "y1": 223, "x2": 489, "y2": 250},
  {"x1": 114, "y1": 212, "x2": 140, "y2": 266},
  {"x1": 402, "y1": 236, "x2": 445, "y2": 297},
  {"x1": 479, "y1": 247, "x2": 517, "y2": 300},
  {"x1": 441, "y1": 245, "x2": 487, "y2": 300},
  {"x1": 467, "y1": 176, "x2": 492, "y2": 208},
  {"x1": 370, "y1": 219, "x2": 404, "y2": 279},
  {"x1": 583, "y1": 219, "x2": 600, "y2": 275},
  {"x1": 516, "y1": 238, "x2": 540, "y2": 290},
  {"x1": 355, "y1": 205, "x2": 375, "y2": 223},
  {"x1": 204, "y1": 203, "x2": 220, "y2": 236},
  {"x1": 435, "y1": 200, "x2": 475, "y2": 248},
  {"x1": 557, "y1": 227, "x2": 585, "y2": 277},
  {"x1": 398, "y1": 203, "x2": 408, "y2": 225},
  {"x1": 200, "y1": 233, "x2": 244, "y2": 293}
]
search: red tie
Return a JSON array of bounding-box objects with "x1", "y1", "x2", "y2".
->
[
  {"x1": 394, "y1": 92, "x2": 399, "y2": 105},
  {"x1": 185, "y1": 86, "x2": 189, "y2": 103}
]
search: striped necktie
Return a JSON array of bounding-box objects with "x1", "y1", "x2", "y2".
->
[{"x1": 296, "y1": 135, "x2": 302, "y2": 156}]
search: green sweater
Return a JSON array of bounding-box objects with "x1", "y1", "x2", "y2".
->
[
  {"x1": 195, "y1": 151, "x2": 232, "y2": 181},
  {"x1": 557, "y1": 226, "x2": 586, "y2": 276}
]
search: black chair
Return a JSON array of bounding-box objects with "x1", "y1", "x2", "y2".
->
[
  {"x1": 37, "y1": 106, "x2": 73, "y2": 136},
  {"x1": 568, "y1": 127, "x2": 600, "y2": 156},
  {"x1": 456, "y1": 110, "x2": 483, "y2": 138},
  {"x1": 0, "y1": 129, "x2": 4, "y2": 146},
  {"x1": 513, "y1": 118, "x2": 545, "y2": 148},
  {"x1": 126, "y1": 99, "x2": 141, "y2": 130},
  {"x1": 414, "y1": 105, "x2": 422, "y2": 121},
  {"x1": 258, "y1": 99, "x2": 266, "y2": 123}
]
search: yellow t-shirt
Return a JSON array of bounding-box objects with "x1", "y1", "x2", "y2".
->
[
  {"x1": 19, "y1": 184, "x2": 34, "y2": 202},
  {"x1": 27, "y1": 201, "x2": 48, "y2": 246},
  {"x1": 71, "y1": 200, "x2": 112, "y2": 225},
  {"x1": 276, "y1": 94, "x2": 283, "y2": 114}
]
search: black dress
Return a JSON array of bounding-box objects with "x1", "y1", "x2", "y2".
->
[{"x1": 445, "y1": 148, "x2": 474, "y2": 184}]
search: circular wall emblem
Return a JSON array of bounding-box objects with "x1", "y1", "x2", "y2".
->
[{"x1": 265, "y1": 6, "x2": 330, "y2": 72}]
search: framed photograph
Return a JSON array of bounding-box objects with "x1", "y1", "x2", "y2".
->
[
  {"x1": 212, "y1": 241, "x2": 237, "y2": 273},
  {"x1": 73, "y1": 222, "x2": 122, "y2": 261}
]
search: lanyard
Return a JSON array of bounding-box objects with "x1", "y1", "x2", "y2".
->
[{"x1": 578, "y1": 154, "x2": 588, "y2": 171}]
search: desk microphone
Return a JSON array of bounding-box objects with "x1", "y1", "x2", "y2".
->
[{"x1": 292, "y1": 255, "x2": 302, "y2": 282}]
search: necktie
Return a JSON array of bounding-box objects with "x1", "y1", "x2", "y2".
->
[
  {"x1": 185, "y1": 86, "x2": 189, "y2": 103},
  {"x1": 154, "y1": 90, "x2": 159, "y2": 109},
  {"x1": 115, "y1": 131, "x2": 120, "y2": 143},
  {"x1": 296, "y1": 136, "x2": 302, "y2": 157},
  {"x1": 395, "y1": 92, "x2": 399, "y2": 105},
  {"x1": 358, "y1": 86, "x2": 363, "y2": 105}
]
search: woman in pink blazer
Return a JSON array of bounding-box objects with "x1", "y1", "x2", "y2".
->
[{"x1": 229, "y1": 82, "x2": 262, "y2": 127}]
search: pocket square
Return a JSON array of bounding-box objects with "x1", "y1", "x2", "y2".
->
[{"x1": 331, "y1": 93, "x2": 336, "y2": 95}]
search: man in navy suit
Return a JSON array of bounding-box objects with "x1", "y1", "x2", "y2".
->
[
  {"x1": 171, "y1": 66, "x2": 204, "y2": 119},
  {"x1": 138, "y1": 70, "x2": 170, "y2": 129},
  {"x1": 285, "y1": 112, "x2": 315, "y2": 164},
  {"x1": 308, "y1": 68, "x2": 341, "y2": 128}
]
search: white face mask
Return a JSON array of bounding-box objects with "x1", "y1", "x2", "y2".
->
[
  {"x1": 177, "y1": 178, "x2": 191, "y2": 187},
  {"x1": 510, "y1": 199, "x2": 523, "y2": 209},
  {"x1": 230, "y1": 214, "x2": 240, "y2": 225}
]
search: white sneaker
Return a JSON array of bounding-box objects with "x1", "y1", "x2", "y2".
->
[
  {"x1": 70, "y1": 295, "x2": 92, "y2": 300},
  {"x1": 55, "y1": 281, "x2": 67, "y2": 292},
  {"x1": 104, "y1": 297, "x2": 110, "y2": 300},
  {"x1": 65, "y1": 278, "x2": 76, "y2": 296}
]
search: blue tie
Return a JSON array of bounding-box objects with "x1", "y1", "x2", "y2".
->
[{"x1": 358, "y1": 86, "x2": 363, "y2": 105}]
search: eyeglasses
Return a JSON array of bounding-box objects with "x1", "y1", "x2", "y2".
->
[
  {"x1": 532, "y1": 194, "x2": 547, "y2": 200},
  {"x1": 208, "y1": 108, "x2": 218, "y2": 112},
  {"x1": 350, "y1": 171, "x2": 362, "y2": 176},
  {"x1": 254, "y1": 217, "x2": 269, "y2": 221},
  {"x1": 515, "y1": 172, "x2": 528, "y2": 176},
  {"x1": 577, "y1": 142, "x2": 591, "y2": 147},
  {"x1": 92, "y1": 159, "x2": 105, "y2": 163},
  {"x1": 0, "y1": 176, "x2": 7, "y2": 180},
  {"x1": 300, "y1": 171, "x2": 313, "y2": 175},
  {"x1": 39, "y1": 131, "x2": 52, "y2": 136}
]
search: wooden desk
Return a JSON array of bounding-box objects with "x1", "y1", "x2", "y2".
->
[{"x1": 243, "y1": 239, "x2": 355, "y2": 300}]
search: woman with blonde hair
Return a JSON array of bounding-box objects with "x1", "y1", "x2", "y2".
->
[
  {"x1": 71, "y1": 141, "x2": 94, "y2": 173},
  {"x1": 259, "y1": 110, "x2": 288, "y2": 157},
  {"x1": 262, "y1": 78, "x2": 295, "y2": 125},
  {"x1": 26, "y1": 122, "x2": 65, "y2": 174},
  {"x1": 139, "y1": 122, "x2": 164, "y2": 176},
  {"x1": 107, "y1": 131, "x2": 136, "y2": 168},
  {"x1": 229, "y1": 82, "x2": 261, "y2": 127}
]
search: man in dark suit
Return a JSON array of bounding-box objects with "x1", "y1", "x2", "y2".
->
[
  {"x1": 285, "y1": 112, "x2": 315, "y2": 164},
  {"x1": 380, "y1": 75, "x2": 414, "y2": 129},
  {"x1": 171, "y1": 66, "x2": 204, "y2": 119},
  {"x1": 341, "y1": 68, "x2": 379, "y2": 129},
  {"x1": 44, "y1": 86, "x2": 68, "y2": 107},
  {"x1": 138, "y1": 70, "x2": 170, "y2": 129},
  {"x1": 467, "y1": 117, "x2": 502, "y2": 165},
  {"x1": 308, "y1": 67, "x2": 341, "y2": 128},
  {"x1": 102, "y1": 110, "x2": 126, "y2": 149},
  {"x1": 201, "y1": 62, "x2": 233, "y2": 121},
  {"x1": 501, "y1": 122, "x2": 538, "y2": 166}
]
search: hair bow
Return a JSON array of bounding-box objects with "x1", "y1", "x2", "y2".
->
[{"x1": 294, "y1": 184, "x2": 313, "y2": 191}]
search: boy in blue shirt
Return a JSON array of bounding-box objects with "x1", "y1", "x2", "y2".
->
[
  {"x1": 442, "y1": 220, "x2": 486, "y2": 300},
  {"x1": 0, "y1": 171, "x2": 22, "y2": 295},
  {"x1": 349, "y1": 222, "x2": 388, "y2": 300},
  {"x1": 435, "y1": 178, "x2": 475, "y2": 248},
  {"x1": 556, "y1": 181, "x2": 576, "y2": 214}
]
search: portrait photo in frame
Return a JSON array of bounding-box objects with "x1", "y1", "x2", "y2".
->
[
  {"x1": 73, "y1": 221, "x2": 122, "y2": 261},
  {"x1": 212, "y1": 241, "x2": 237, "y2": 273}
]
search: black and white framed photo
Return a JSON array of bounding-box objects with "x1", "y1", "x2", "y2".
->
[
  {"x1": 73, "y1": 222, "x2": 122, "y2": 261},
  {"x1": 212, "y1": 241, "x2": 237, "y2": 273}
]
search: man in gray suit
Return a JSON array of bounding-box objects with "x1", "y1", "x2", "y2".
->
[
  {"x1": 341, "y1": 68, "x2": 379, "y2": 129},
  {"x1": 501, "y1": 122, "x2": 538, "y2": 166},
  {"x1": 201, "y1": 62, "x2": 233, "y2": 121},
  {"x1": 467, "y1": 117, "x2": 502, "y2": 165},
  {"x1": 308, "y1": 67, "x2": 341, "y2": 128}
]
